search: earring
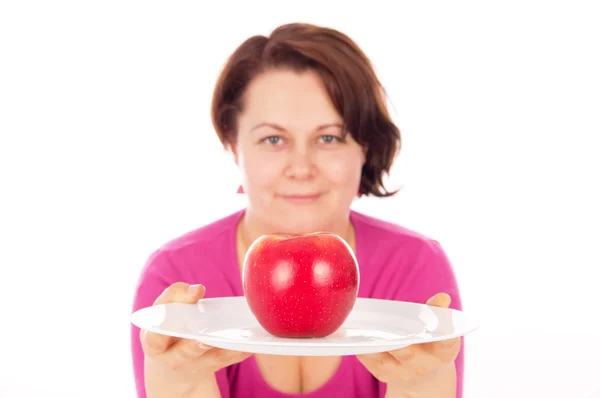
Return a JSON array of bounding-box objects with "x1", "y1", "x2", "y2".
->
[{"x1": 237, "y1": 185, "x2": 244, "y2": 194}]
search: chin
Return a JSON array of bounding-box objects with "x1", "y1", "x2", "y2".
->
[{"x1": 274, "y1": 213, "x2": 330, "y2": 235}]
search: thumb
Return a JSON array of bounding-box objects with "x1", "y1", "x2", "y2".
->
[
  {"x1": 426, "y1": 292, "x2": 451, "y2": 308},
  {"x1": 167, "y1": 338, "x2": 214, "y2": 363},
  {"x1": 142, "y1": 283, "x2": 206, "y2": 356}
]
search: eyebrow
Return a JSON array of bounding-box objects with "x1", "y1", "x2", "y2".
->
[{"x1": 249, "y1": 122, "x2": 345, "y2": 133}]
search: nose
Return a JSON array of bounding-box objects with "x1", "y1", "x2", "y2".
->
[{"x1": 284, "y1": 145, "x2": 316, "y2": 180}]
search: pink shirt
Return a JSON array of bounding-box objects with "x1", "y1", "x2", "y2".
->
[{"x1": 131, "y1": 209, "x2": 464, "y2": 397}]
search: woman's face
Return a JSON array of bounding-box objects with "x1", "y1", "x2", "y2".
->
[{"x1": 232, "y1": 69, "x2": 366, "y2": 234}]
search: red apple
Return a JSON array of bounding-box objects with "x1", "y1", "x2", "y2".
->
[{"x1": 242, "y1": 232, "x2": 360, "y2": 338}]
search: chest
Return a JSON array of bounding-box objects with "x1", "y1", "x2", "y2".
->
[
  {"x1": 253, "y1": 354, "x2": 343, "y2": 394},
  {"x1": 234, "y1": 220, "x2": 356, "y2": 393}
]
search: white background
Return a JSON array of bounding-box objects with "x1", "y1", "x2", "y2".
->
[{"x1": 1, "y1": 1, "x2": 599, "y2": 397}]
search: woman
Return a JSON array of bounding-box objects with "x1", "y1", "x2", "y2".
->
[{"x1": 131, "y1": 23, "x2": 464, "y2": 398}]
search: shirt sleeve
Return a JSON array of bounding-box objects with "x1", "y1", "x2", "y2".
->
[
  {"x1": 380, "y1": 239, "x2": 465, "y2": 398},
  {"x1": 398, "y1": 239, "x2": 463, "y2": 308},
  {"x1": 130, "y1": 249, "x2": 232, "y2": 398}
]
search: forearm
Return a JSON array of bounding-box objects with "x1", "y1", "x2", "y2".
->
[
  {"x1": 145, "y1": 363, "x2": 222, "y2": 398},
  {"x1": 189, "y1": 374, "x2": 222, "y2": 398},
  {"x1": 385, "y1": 363, "x2": 457, "y2": 398}
]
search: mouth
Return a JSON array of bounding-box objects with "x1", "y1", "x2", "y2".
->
[{"x1": 277, "y1": 193, "x2": 323, "y2": 204}]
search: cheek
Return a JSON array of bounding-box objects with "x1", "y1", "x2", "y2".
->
[
  {"x1": 320, "y1": 152, "x2": 363, "y2": 187},
  {"x1": 240, "y1": 153, "x2": 282, "y2": 188}
]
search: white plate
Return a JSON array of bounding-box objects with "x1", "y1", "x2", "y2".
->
[{"x1": 131, "y1": 296, "x2": 478, "y2": 356}]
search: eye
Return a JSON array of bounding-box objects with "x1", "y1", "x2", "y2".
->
[
  {"x1": 319, "y1": 135, "x2": 342, "y2": 144},
  {"x1": 261, "y1": 136, "x2": 283, "y2": 145}
]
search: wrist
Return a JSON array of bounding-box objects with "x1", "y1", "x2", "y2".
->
[
  {"x1": 145, "y1": 369, "x2": 220, "y2": 398},
  {"x1": 385, "y1": 362, "x2": 456, "y2": 398},
  {"x1": 385, "y1": 383, "x2": 415, "y2": 398}
]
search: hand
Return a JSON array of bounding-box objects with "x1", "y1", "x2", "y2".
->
[
  {"x1": 356, "y1": 293, "x2": 460, "y2": 393},
  {"x1": 140, "y1": 282, "x2": 252, "y2": 396}
]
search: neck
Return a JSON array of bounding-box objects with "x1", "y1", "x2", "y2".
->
[{"x1": 237, "y1": 208, "x2": 356, "y2": 253}]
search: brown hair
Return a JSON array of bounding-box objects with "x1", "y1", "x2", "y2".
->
[{"x1": 211, "y1": 23, "x2": 400, "y2": 197}]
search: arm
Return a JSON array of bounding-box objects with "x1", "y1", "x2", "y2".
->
[
  {"x1": 379, "y1": 239, "x2": 465, "y2": 398},
  {"x1": 131, "y1": 250, "x2": 230, "y2": 398},
  {"x1": 144, "y1": 366, "x2": 222, "y2": 398},
  {"x1": 385, "y1": 363, "x2": 457, "y2": 398}
]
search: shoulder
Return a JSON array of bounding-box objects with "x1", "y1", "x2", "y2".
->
[
  {"x1": 158, "y1": 209, "x2": 244, "y2": 254},
  {"x1": 351, "y1": 210, "x2": 442, "y2": 255},
  {"x1": 351, "y1": 210, "x2": 461, "y2": 307},
  {"x1": 135, "y1": 209, "x2": 244, "y2": 298}
]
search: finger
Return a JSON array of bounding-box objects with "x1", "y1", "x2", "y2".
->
[
  {"x1": 154, "y1": 282, "x2": 206, "y2": 306},
  {"x1": 163, "y1": 338, "x2": 214, "y2": 366},
  {"x1": 165, "y1": 338, "x2": 252, "y2": 372},
  {"x1": 423, "y1": 336, "x2": 461, "y2": 363},
  {"x1": 423, "y1": 292, "x2": 459, "y2": 361},
  {"x1": 388, "y1": 344, "x2": 443, "y2": 381},
  {"x1": 141, "y1": 283, "x2": 206, "y2": 355},
  {"x1": 356, "y1": 351, "x2": 399, "y2": 383},
  {"x1": 425, "y1": 292, "x2": 451, "y2": 308},
  {"x1": 202, "y1": 348, "x2": 253, "y2": 371}
]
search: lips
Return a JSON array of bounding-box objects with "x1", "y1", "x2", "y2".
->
[
  {"x1": 278, "y1": 193, "x2": 322, "y2": 203},
  {"x1": 281, "y1": 194, "x2": 321, "y2": 199}
]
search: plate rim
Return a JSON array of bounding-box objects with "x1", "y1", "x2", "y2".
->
[{"x1": 131, "y1": 296, "x2": 478, "y2": 348}]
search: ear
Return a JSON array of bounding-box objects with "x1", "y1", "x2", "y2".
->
[
  {"x1": 361, "y1": 145, "x2": 369, "y2": 165},
  {"x1": 228, "y1": 139, "x2": 240, "y2": 166}
]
